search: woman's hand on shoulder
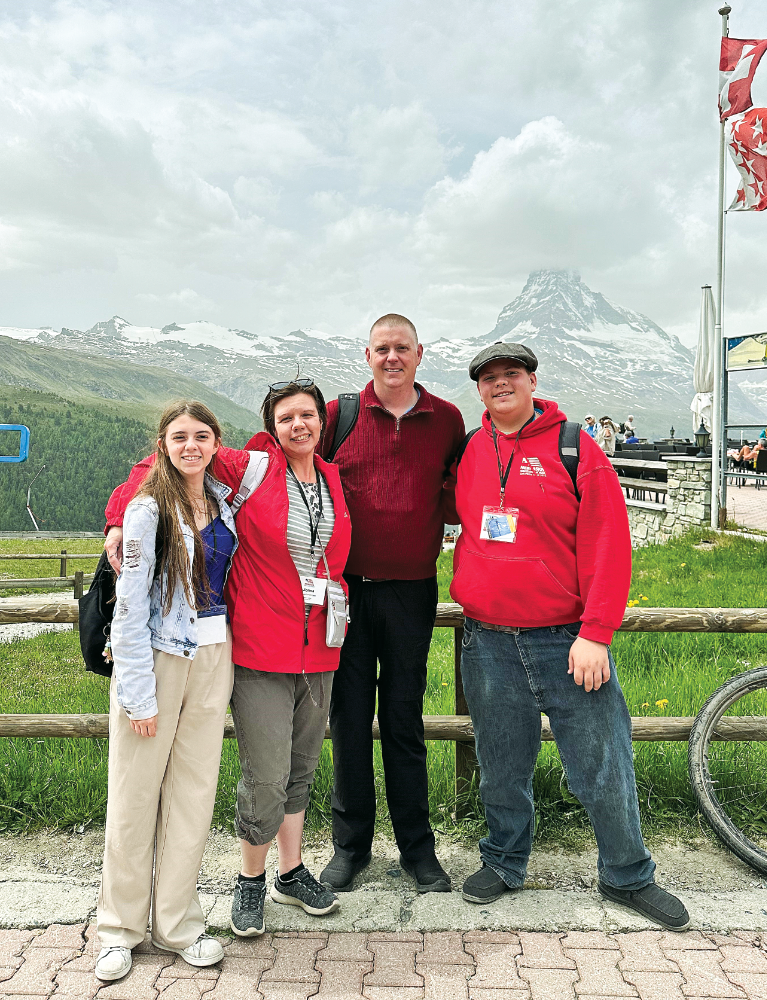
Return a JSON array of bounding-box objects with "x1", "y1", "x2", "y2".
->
[
  {"x1": 105, "y1": 526, "x2": 124, "y2": 573},
  {"x1": 130, "y1": 715, "x2": 157, "y2": 738}
]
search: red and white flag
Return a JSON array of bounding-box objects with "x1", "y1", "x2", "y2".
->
[
  {"x1": 720, "y1": 37, "x2": 767, "y2": 120},
  {"x1": 727, "y1": 108, "x2": 767, "y2": 211}
]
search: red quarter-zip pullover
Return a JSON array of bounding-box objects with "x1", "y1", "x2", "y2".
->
[{"x1": 320, "y1": 381, "x2": 465, "y2": 580}]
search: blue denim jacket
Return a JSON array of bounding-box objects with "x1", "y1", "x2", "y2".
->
[{"x1": 111, "y1": 474, "x2": 238, "y2": 720}]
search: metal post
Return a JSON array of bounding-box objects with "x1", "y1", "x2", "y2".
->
[{"x1": 712, "y1": 3, "x2": 731, "y2": 527}]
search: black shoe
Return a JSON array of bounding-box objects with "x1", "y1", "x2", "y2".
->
[
  {"x1": 319, "y1": 852, "x2": 372, "y2": 892},
  {"x1": 230, "y1": 876, "x2": 267, "y2": 937},
  {"x1": 270, "y1": 866, "x2": 340, "y2": 915},
  {"x1": 462, "y1": 863, "x2": 515, "y2": 904},
  {"x1": 598, "y1": 880, "x2": 690, "y2": 931},
  {"x1": 399, "y1": 854, "x2": 451, "y2": 893}
]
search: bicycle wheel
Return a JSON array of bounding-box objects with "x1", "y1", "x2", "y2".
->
[{"x1": 689, "y1": 665, "x2": 767, "y2": 873}]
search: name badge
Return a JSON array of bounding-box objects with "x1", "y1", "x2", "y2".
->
[
  {"x1": 197, "y1": 613, "x2": 227, "y2": 646},
  {"x1": 480, "y1": 506, "x2": 519, "y2": 543},
  {"x1": 301, "y1": 576, "x2": 328, "y2": 605}
]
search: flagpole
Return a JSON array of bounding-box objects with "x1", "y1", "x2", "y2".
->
[{"x1": 711, "y1": 2, "x2": 731, "y2": 528}]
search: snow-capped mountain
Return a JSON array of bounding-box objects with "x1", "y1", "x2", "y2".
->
[{"x1": 3, "y1": 270, "x2": 762, "y2": 435}]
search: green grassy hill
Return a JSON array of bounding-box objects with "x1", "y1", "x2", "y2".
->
[
  {"x1": 0, "y1": 387, "x2": 253, "y2": 531},
  {"x1": 0, "y1": 335, "x2": 260, "y2": 430}
]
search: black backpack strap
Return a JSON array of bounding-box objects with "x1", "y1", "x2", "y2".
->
[
  {"x1": 327, "y1": 392, "x2": 361, "y2": 462},
  {"x1": 455, "y1": 427, "x2": 481, "y2": 467},
  {"x1": 558, "y1": 420, "x2": 582, "y2": 500}
]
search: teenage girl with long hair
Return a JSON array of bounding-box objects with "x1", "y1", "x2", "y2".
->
[{"x1": 95, "y1": 401, "x2": 237, "y2": 983}]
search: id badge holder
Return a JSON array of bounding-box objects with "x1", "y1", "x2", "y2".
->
[
  {"x1": 479, "y1": 506, "x2": 519, "y2": 543},
  {"x1": 300, "y1": 576, "x2": 328, "y2": 605}
]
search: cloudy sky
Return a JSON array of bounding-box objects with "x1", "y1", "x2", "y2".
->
[{"x1": 1, "y1": 0, "x2": 766, "y2": 347}]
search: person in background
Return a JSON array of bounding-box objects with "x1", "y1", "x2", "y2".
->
[
  {"x1": 449, "y1": 342, "x2": 689, "y2": 931},
  {"x1": 104, "y1": 380, "x2": 352, "y2": 940},
  {"x1": 318, "y1": 314, "x2": 465, "y2": 895},
  {"x1": 96, "y1": 401, "x2": 236, "y2": 983},
  {"x1": 624, "y1": 415, "x2": 637, "y2": 438},
  {"x1": 584, "y1": 415, "x2": 598, "y2": 439},
  {"x1": 596, "y1": 416, "x2": 618, "y2": 456}
]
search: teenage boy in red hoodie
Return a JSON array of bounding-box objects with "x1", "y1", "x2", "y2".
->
[{"x1": 452, "y1": 342, "x2": 689, "y2": 930}]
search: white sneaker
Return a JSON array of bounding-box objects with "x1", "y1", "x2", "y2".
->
[
  {"x1": 95, "y1": 946, "x2": 132, "y2": 981},
  {"x1": 151, "y1": 933, "x2": 225, "y2": 967}
]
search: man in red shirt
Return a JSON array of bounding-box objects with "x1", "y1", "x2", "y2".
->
[
  {"x1": 318, "y1": 314, "x2": 465, "y2": 893},
  {"x1": 452, "y1": 342, "x2": 689, "y2": 930}
]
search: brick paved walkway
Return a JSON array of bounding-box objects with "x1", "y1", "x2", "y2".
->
[
  {"x1": 3, "y1": 924, "x2": 767, "y2": 999},
  {"x1": 727, "y1": 483, "x2": 767, "y2": 532}
]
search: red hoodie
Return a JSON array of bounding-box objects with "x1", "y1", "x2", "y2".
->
[
  {"x1": 104, "y1": 433, "x2": 352, "y2": 674},
  {"x1": 450, "y1": 399, "x2": 631, "y2": 644}
]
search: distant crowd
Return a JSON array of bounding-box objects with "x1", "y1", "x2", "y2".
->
[{"x1": 584, "y1": 414, "x2": 639, "y2": 455}]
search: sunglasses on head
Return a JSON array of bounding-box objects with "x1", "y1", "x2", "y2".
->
[{"x1": 268, "y1": 377, "x2": 315, "y2": 393}]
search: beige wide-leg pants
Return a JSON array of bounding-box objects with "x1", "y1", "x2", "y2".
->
[{"x1": 97, "y1": 633, "x2": 234, "y2": 950}]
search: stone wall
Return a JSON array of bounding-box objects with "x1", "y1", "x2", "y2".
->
[{"x1": 625, "y1": 457, "x2": 712, "y2": 547}]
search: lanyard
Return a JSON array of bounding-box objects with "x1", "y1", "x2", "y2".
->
[
  {"x1": 491, "y1": 413, "x2": 536, "y2": 507},
  {"x1": 288, "y1": 466, "x2": 324, "y2": 556}
]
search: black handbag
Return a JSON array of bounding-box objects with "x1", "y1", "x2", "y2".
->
[{"x1": 78, "y1": 551, "x2": 116, "y2": 677}]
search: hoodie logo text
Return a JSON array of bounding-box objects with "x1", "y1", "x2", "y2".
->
[{"x1": 519, "y1": 457, "x2": 546, "y2": 477}]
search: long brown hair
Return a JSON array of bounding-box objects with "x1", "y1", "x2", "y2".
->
[{"x1": 135, "y1": 400, "x2": 222, "y2": 615}]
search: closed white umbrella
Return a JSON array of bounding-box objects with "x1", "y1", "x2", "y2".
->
[{"x1": 691, "y1": 285, "x2": 715, "y2": 433}]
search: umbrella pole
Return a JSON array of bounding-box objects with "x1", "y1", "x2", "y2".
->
[{"x1": 712, "y1": 3, "x2": 731, "y2": 529}]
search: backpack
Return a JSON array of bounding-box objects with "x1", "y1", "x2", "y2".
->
[
  {"x1": 326, "y1": 392, "x2": 361, "y2": 462},
  {"x1": 455, "y1": 421, "x2": 582, "y2": 500},
  {"x1": 79, "y1": 450, "x2": 269, "y2": 677}
]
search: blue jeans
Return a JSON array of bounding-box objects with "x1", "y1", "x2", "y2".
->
[{"x1": 460, "y1": 618, "x2": 655, "y2": 891}]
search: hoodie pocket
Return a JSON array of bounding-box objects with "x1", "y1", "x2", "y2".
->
[{"x1": 450, "y1": 547, "x2": 581, "y2": 625}]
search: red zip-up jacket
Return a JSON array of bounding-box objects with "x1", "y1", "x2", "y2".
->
[
  {"x1": 104, "y1": 432, "x2": 352, "y2": 674},
  {"x1": 450, "y1": 399, "x2": 631, "y2": 644},
  {"x1": 320, "y1": 380, "x2": 465, "y2": 579}
]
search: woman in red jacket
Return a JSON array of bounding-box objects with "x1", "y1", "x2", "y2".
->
[{"x1": 104, "y1": 379, "x2": 352, "y2": 938}]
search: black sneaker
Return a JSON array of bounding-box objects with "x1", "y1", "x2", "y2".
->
[
  {"x1": 399, "y1": 854, "x2": 451, "y2": 893},
  {"x1": 598, "y1": 880, "x2": 690, "y2": 931},
  {"x1": 230, "y1": 876, "x2": 266, "y2": 936},
  {"x1": 319, "y1": 851, "x2": 372, "y2": 892},
  {"x1": 270, "y1": 866, "x2": 341, "y2": 915},
  {"x1": 462, "y1": 863, "x2": 516, "y2": 903}
]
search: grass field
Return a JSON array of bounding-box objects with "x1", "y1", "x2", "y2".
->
[
  {"x1": 0, "y1": 536, "x2": 104, "y2": 598},
  {"x1": 1, "y1": 529, "x2": 767, "y2": 843}
]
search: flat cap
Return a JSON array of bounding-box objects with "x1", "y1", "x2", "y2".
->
[{"x1": 469, "y1": 341, "x2": 538, "y2": 380}]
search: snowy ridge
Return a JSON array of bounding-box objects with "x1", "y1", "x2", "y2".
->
[{"x1": 3, "y1": 270, "x2": 763, "y2": 435}]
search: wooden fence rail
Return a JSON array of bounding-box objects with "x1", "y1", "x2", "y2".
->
[
  {"x1": 1, "y1": 713, "x2": 765, "y2": 742},
  {"x1": 3, "y1": 600, "x2": 767, "y2": 807}
]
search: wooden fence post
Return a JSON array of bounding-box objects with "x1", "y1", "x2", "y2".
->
[
  {"x1": 72, "y1": 571, "x2": 84, "y2": 632},
  {"x1": 59, "y1": 550, "x2": 67, "y2": 579},
  {"x1": 454, "y1": 625, "x2": 479, "y2": 817}
]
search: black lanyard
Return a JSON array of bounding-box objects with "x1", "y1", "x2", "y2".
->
[
  {"x1": 491, "y1": 413, "x2": 536, "y2": 507},
  {"x1": 288, "y1": 466, "x2": 324, "y2": 556}
]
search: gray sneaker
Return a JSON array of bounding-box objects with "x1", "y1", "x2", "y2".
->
[
  {"x1": 270, "y1": 866, "x2": 341, "y2": 915},
  {"x1": 231, "y1": 877, "x2": 267, "y2": 936}
]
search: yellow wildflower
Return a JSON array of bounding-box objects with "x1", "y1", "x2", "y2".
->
[
  {"x1": 655, "y1": 698, "x2": 669, "y2": 709},
  {"x1": 641, "y1": 702, "x2": 650, "y2": 709},
  {"x1": 680, "y1": 563, "x2": 686, "y2": 567}
]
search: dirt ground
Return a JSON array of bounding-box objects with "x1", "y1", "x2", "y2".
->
[{"x1": 2, "y1": 826, "x2": 765, "y2": 898}]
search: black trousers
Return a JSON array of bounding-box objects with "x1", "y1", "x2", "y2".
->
[{"x1": 329, "y1": 575, "x2": 438, "y2": 862}]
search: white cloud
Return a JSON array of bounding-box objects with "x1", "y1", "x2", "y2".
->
[{"x1": 0, "y1": 0, "x2": 766, "y2": 346}]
